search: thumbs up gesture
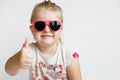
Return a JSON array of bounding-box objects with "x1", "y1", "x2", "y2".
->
[{"x1": 18, "y1": 38, "x2": 33, "y2": 69}]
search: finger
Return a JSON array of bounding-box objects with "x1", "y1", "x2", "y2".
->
[
  {"x1": 20, "y1": 60, "x2": 32, "y2": 69},
  {"x1": 20, "y1": 64, "x2": 31, "y2": 69},
  {"x1": 22, "y1": 38, "x2": 29, "y2": 48}
]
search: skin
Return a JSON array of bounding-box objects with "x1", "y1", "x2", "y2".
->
[
  {"x1": 5, "y1": 9, "x2": 82, "y2": 80},
  {"x1": 30, "y1": 9, "x2": 63, "y2": 57},
  {"x1": 5, "y1": 38, "x2": 33, "y2": 75}
]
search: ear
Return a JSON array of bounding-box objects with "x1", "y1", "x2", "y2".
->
[
  {"x1": 60, "y1": 25, "x2": 63, "y2": 31},
  {"x1": 29, "y1": 25, "x2": 34, "y2": 33},
  {"x1": 29, "y1": 25, "x2": 32, "y2": 30}
]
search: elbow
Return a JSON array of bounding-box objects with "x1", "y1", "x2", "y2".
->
[
  {"x1": 5, "y1": 64, "x2": 17, "y2": 76},
  {"x1": 5, "y1": 68, "x2": 17, "y2": 76}
]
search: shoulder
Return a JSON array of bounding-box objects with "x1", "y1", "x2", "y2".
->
[
  {"x1": 60, "y1": 43, "x2": 79, "y2": 57},
  {"x1": 29, "y1": 42, "x2": 37, "y2": 49},
  {"x1": 29, "y1": 42, "x2": 36, "y2": 47},
  {"x1": 28, "y1": 42, "x2": 37, "y2": 55},
  {"x1": 60, "y1": 43, "x2": 80, "y2": 66}
]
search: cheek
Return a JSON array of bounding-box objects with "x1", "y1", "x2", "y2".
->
[
  {"x1": 54, "y1": 31, "x2": 61, "y2": 39},
  {"x1": 31, "y1": 30, "x2": 41, "y2": 41},
  {"x1": 30, "y1": 27, "x2": 39, "y2": 38}
]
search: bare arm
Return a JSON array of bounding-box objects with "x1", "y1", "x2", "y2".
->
[
  {"x1": 5, "y1": 39, "x2": 33, "y2": 76},
  {"x1": 67, "y1": 58, "x2": 82, "y2": 80},
  {"x1": 5, "y1": 52, "x2": 22, "y2": 76}
]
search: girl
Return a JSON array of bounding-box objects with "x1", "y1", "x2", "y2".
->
[{"x1": 5, "y1": 0, "x2": 82, "y2": 80}]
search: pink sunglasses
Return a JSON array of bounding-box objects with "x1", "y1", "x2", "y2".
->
[{"x1": 32, "y1": 20, "x2": 62, "y2": 32}]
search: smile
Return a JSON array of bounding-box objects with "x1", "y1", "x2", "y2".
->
[{"x1": 41, "y1": 35, "x2": 53, "y2": 37}]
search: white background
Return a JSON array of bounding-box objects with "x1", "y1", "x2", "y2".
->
[{"x1": 0, "y1": 0, "x2": 120, "y2": 80}]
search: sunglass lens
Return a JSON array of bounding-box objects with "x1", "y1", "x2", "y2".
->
[
  {"x1": 34, "y1": 21, "x2": 45, "y2": 31},
  {"x1": 50, "y1": 21, "x2": 61, "y2": 31}
]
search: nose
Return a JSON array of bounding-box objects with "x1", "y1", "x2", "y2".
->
[{"x1": 44, "y1": 24, "x2": 51, "y2": 32}]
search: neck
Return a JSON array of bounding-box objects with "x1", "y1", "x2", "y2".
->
[{"x1": 36, "y1": 43, "x2": 58, "y2": 57}]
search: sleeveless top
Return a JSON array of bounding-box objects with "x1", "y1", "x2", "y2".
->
[{"x1": 28, "y1": 43, "x2": 79, "y2": 80}]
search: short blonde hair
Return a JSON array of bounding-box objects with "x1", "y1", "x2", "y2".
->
[{"x1": 30, "y1": 0, "x2": 63, "y2": 23}]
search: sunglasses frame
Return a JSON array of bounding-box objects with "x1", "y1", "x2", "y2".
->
[{"x1": 31, "y1": 20, "x2": 63, "y2": 32}]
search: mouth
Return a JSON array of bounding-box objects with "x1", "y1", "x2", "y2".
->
[{"x1": 41, "y1": 35, "x2": 53, "y2": 37}]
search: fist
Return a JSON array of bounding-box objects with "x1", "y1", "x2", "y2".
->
[{"x1": 18, "y1": 38, "x2": 33, "y2": 69}]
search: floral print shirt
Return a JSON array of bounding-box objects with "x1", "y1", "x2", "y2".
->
[{"x1": 29, "y1": 43, "x2": 79, "y2": 80}]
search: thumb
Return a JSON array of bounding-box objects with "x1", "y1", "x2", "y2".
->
[{"x1": 22, "y1": 38, "x2": 29, "y2": 48}]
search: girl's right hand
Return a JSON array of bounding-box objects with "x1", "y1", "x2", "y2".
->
[{"x1": 18, "y1": 38, "x2": 33, "y2": 69}]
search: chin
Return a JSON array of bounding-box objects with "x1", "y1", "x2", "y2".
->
[{"x1": 41, "y1": 41, "x2": 54, "y2": 46}]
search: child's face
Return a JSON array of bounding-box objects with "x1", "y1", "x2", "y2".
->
[{"x1": 30, "y1": 9, "x2": 63, "y2": 46}]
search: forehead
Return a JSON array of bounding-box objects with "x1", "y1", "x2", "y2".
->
[{"x1": 34, "y1": 8, "x2": 60, "y2": 21}]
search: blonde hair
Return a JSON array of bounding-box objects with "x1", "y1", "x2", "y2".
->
[{"x1": 30, "y1": 0, "x2": 63, "y2": 23}]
